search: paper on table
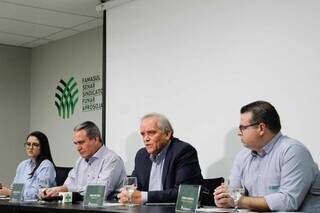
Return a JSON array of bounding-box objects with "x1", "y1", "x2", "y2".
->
[
  {"x1": 103, "y1": 202, "x2": 124, "y2": 207},
  {"x1": 145, "y1": 202, "x2": 176, "y2": 206},
  {"x1": 22, "y1": 200, "x2": 38, "y2": 203},
  {"x1": 196, "y1": 207, "x2": 250, "y2": 212}
]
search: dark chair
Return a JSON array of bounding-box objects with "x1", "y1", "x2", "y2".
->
[
  {"x1": 55, "y1": 166, "x2": 72, "y2": 186},
  {"x1": 200, "y1": 177, "x2": 224, "y2": 206}
]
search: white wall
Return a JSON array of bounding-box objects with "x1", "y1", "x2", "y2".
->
[
  {"x1": 30, "y1": 27, "x2": 102, "y2": 167},
  {"x1": 106, "y1": 0, "x2": 320, "y2": 178},
  {"x1": 0, "y1": 44, "x2": 30, "y2": 185}
]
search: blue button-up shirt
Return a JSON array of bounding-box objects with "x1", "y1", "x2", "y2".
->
[
  {"x1": 141, "y1": 142, "x2": 170, "y2": 203},
  {"x1": 230, "y1": 132, "x2": 320, "y2": 211},
  {"x1": 64, "y1": 145, "x2": 126, "y2": 198},
  {"x1": 12, "y1": 159, "x2": 56, "y2": 200}
]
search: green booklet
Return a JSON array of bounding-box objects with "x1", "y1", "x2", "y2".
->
[
  {"x1": 175, "y1": 184, "x2": 201, "y2": 212},
  {"x1": 10, "y1": 183, "x2": 25, "y2": 203},
  {"x1": 83, "y1": 184, "x2": 106, "y2": 207}
]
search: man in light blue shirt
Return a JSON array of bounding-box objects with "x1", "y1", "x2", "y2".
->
[
  {"x1": 214, "y1": 101, "x2": 320, "y2": 212},
  {"x1": 40, "y1": 121, "x2": 126, "y2": 200}
]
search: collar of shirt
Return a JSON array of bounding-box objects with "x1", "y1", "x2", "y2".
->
[
  {"x1": 85, "y1": 145, "x2": 106, "y2": 165},
  {"x1": 251, "y1": 132, "x2": 283, "y2": 157},
  {"x1": 29, "y1": 159, "x2": 36, "y2": 168},
  {"x1": 149, "y1": 140, "x2": 171, "y2": 163}
]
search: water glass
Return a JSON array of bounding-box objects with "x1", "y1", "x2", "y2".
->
[
  {"x1": 123, "y1": 177, "x2": 137, "y2": 207},
  {"x1": 228, "y1": 187, "x2": 245, "y2": 212}
]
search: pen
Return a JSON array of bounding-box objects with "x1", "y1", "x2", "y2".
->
[{"x1": 201, "y1": 186, "x2": 210, "y2": 195}]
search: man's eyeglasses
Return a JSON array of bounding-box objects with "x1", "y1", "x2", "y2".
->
[
  {"x1": 238, "y1": 122, "x2": 260, "y2": 134},
  {"x1": 24, "y1": 142, "x2": 40, "y2": 148}
]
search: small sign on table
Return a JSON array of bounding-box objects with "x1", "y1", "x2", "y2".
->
[
  {"x1": 175, "y1": 184, "x2": 201, "y2": 212},
  {"x1": 10, "y1": 183, "x2": 25, "y2": 203},
  {"x1": 83, "y1": 184, "x2": 106, "y2": 207}
]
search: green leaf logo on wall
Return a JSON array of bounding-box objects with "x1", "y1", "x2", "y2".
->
[{"x1": 55, "y1": 77, "x2": 79, "y2": 119}]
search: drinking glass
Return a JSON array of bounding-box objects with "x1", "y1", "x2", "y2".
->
[
  {"x1": 228, "y1": 186, "x2": 245, "y2": 212},
  {"x1": 37, "y1": 178, "x2": 50, "y2": 200},
  {"x1": 123, "y1": 177, "x2": 137, "y2": 207}
]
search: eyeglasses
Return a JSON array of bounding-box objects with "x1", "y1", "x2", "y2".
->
[
  {"x1": 24, "y1": 142, "x2": 40, "y2": 148},
  {"x1": 238, "y1": 122, "x2": 260, "y2": 134}
]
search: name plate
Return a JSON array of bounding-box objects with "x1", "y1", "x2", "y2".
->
[
  {"x1": 83, "y1": 184, "x2": 106, "y2": 207},
  {"x1": 175, "y1": 184, "x2": 201, "y2": 212},
  {"x1": 10, "y1": 183, "x2": 25, "y2": 203}
]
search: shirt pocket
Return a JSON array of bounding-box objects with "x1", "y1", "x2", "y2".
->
[{"x1": 264, "y1": 174, "x2": 281, "y2": 194}]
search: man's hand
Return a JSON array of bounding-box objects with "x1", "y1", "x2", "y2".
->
[
  {"x1": 214, "y1": 184, "x2": 270, "y2": 211},
  {"x1": 213, "y1": 184, "x2": 234, "y2": 208},
  {"x1": 39, "y1": 186, "x2": 67, "y2": 199},
  {"x1": 118, "y1": 189, "x2": 142, "y2": 204},
  {"x1": 0, "y1": 186, "x2": 12, "y2": 196},
  {"x1": 131, "y1": 191, "x2": 142, "y2": 204}
]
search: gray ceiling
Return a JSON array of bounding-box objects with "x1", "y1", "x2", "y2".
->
[{"x1": 0, "y1": 0, "x2": 103, "y2": 48}]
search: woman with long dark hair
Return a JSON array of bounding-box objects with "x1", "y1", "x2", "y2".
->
[{"x1": 0, "y1": 131, "x2": 56, "y2": 200}]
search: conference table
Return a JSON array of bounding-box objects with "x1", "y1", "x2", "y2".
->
[
  {"x1": 0, "y1": 199, "x2": 176, "y2": 213},
  {"x1": 0, "y1": 200, "x2": 304, "y2": 213}
]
